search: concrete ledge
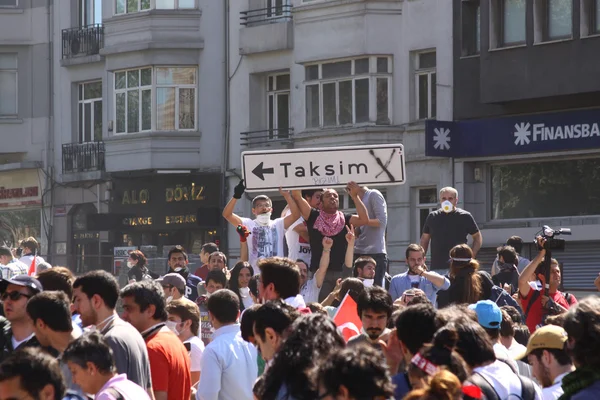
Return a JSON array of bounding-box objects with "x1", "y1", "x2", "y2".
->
[
  {"x1": 60, "y1": 170, "x2": 107, "y2": 184},
  {"x1": 0, "y1": 162, "x2": 43, "y2": 172},
  {"x1": 239, "y1": 20, "x2": 293, "y2": 55},
  {"x1": 60, "y1": 54, "x2": 103, "y2": 67}
]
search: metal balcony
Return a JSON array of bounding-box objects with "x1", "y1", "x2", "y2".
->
[
  {"x1": 62, "y1": 24, "x2": 104, "y2": 59},
  {"x1": 62, "y1": 142, "x2": 106, "y2": 173},
  {"x1": 240, "y1": 128, "x2": 294, "y2": 147},
  {"x1": 240, "y1": 5, "x2": 292, "y2": 27}
]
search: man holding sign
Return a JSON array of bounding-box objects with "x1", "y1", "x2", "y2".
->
[{"x1": 292, "y1": 182, "x2": 369, "y2": 301}]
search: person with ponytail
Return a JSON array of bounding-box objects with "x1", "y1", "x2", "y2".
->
[
  {"x1": 403, "y1": 370, "x2": 469, "y2": 400},
  {"x1": 437, "y1": 244, "x2": 494, "y2": 308},
  {"x1": 407, "y1": 326, "x2": 470, "y2": 390}
]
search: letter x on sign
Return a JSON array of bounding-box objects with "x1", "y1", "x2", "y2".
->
[{"x1": 370, "y1": 149, "x2": 396, "y2": 181}]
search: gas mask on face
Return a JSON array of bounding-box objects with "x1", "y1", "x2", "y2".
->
[
  {"x1": 441, "y1": 200, "x2": 454, "y2": 213},
  {"x1": 255, "y1": 212, "x2": 272, "y2": 226},
  {"x1": 166, "y1": 320, "x2": 180, "y2": 335}
]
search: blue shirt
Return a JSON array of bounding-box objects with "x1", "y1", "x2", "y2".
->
[
  {"x1": 389, "y1": 272, "x2": 450, "y2": 306},
  {"x1": 196, "y1": 324, "x2": 258, "y2": 400}
]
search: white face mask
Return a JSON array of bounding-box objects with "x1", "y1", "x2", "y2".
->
[
  {"x1": 441, "y1": 200, "x2": 454, "y2": 213},
  {"x1": 166, "y1": 296, "x2": 173, "y2": 303},
  {"x1": 255, "y1": 212, "x2": 272, "y2": 226},
  {"x1": 173, "y1": 267, "x2": 183, "y2": 272},
  {"x1": 239, "y1": 287, "x2": 250, "y2": 297},
  {"x1": 166, "y1": 320, "x2": 180, "y2": 336},
  {"x1": 127, "y1": 261, "x2": 135, "y2": 268},
  {"x1": 363, "y1": 279, "x2": 374, "y2": 288}
]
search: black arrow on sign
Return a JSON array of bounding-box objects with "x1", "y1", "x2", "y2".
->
[{"x1": 252, "y1": 162, "x2": 274, "y2": 181}]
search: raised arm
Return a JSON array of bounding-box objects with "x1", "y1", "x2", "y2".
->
[
  {"x1": 281, "y1": 188, "x2": 301, "y2": 230},
  {"x1": 222, "y1": 180, "x2": 246, "y2": 227},
  {"x1": 344, "y1": 224, "x2": 356, "y2": 273},
  {"x1": 518, "y1": 237, "x2": 546, "y2": 298},
  {"x1": 315, "y1": 237, "x2": 333, "y2": 288},
  {"x1": 347, "y1": 182, "x2": 369, "y2": 227},
  {"x1": 292, "y1": 190, "x2": 312, "y2": 220}
]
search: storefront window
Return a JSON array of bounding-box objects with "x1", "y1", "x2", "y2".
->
[{"x1": 491, "y1": 158, "x2": 600, "y2": 219}]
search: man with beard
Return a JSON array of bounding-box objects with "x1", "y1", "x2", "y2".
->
[
  {"x1": 518, "y1": 325, "x2": 573, "y2": 399},
  {"x1": 347, "y1": 286, "x2": 393, "y2": 350},
  {"x1": 354, "y1": 257, "x2": 377, "y2": 287},
  {"x1": 223, "y1": 180, "x2": 301, "y2": 269},
  {"x1": 72, "y1": 270, "x2": 154, "y2": 398},
  {"x1": 293, "y1": 182, "x2": 369, "y2": 301},
  {"x1": 389, "y1": 244, "x2": 449, "y2": 305},
  {"x1": 166, "y1": 246, "x2": 202, "y2": 302}
]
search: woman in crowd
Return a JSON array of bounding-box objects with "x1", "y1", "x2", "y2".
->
[
  {"x1": 127, "y1": 250, "x2": 157, "y2": 283},
  {"x1": 438, "y1": 244, "x2": 493, "y2": 307},
  {"x1": 228, "y1": 261, "x2": 255, "y2": 311},
  {"x1": 407, "y1": 326, "x2": 470, "y2": 390},
  {"x1": 256, "y1": 313, "x2": 345, "y2": 400},
  {"x1": 321, "y1": 277, "x2": 365, "y2": 318},
  {"x1": 404, "y1": 370, "x2": 466, "y2": 400}
]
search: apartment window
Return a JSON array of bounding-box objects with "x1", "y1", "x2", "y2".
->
[
  {"x1": 501, "y1": 0, "x2": 526, "y2": 45},
  {"x1": 114, "y1": 67, "x2": 196, "y2": 134},
  {"x1": 596, "y1": 0, "x2": 600, "y2": 33},
  {"x1": 156, "y1": 0, "x2": 196, "y2": 9},
  {"x1": 156, "y1": 67, "x2": 196, "y2": 130},
  {"x1": 547, "y1": 0, "x2": 573, "y2": 39},
  {"x1": 581, "y1": 0, "x2": 600, "y2": 36},
  {"x1": 267, "y1": 73, "x2": 290, "y2": 139},
  {"x1": 304, "y1": 56, "x2": 391, "y2": 129},
  {"x1": 415, "y1": 52, "x2": 436, "y2": 120},
  {"x1": 0, "y1": 54, "x2": 17, "y2": 117},
  {"x1": 266, "y1": 0, "x2": 290, "y2": 18},
  {"x1": 417, "y1": 187, "x2": 437, "y2": 239},
  {"x1": 0, "y1": 0, "x2": 17, "y2": 7},
  {"x1": 115, "y1": 0, "x2": 149, "y2": 14},
  {"x1": 462, "y1": 0, "x2": 481, "y2": 55},
  {"x1": 80, "y1": 0, "x2": 102, "y2": 26},
  {"x1": 492, "y1": 158, "x2": 600, "y2": 219},
  {"x1": 78, "y1": 81, "x2": 102, "y2": 142}
]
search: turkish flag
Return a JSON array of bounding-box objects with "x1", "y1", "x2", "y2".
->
[
  {"x1": 28, "y1": 257, "x2": 36, "y2": 276},
  {"x1": 333, "y1": 293, "x2": 363, "y2": 342}
]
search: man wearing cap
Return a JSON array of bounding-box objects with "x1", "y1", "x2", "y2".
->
[
  {"x1": 469, "y1": 300, "x2": 519, "y2": 373},
  {"x1": 158, "y1": 273, "x2": 187, "y2": 303},
  {"x1": 0, "y1": 275, "x2": 43, "y2": 361},
  {"x1": 518, "y1": 325, "x2": 573, "y2": 399}
]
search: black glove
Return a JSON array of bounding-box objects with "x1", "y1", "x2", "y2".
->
[{"x1": 233, "y1": 180, "x2": 246, "y2": 199}]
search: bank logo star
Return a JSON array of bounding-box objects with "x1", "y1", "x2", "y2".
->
[
  {"x1": 514, "y1": 122, "x2": 531, "y2": 145},
  {"x1": 433, "y1": 128, "x2": 451, "y2": 150}
]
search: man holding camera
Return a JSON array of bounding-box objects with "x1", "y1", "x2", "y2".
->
[{"x1": 518, "y1": 237, "x2": 577, "y2": 333}]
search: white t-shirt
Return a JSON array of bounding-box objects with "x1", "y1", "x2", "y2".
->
[
  {"x1": 473, "y1": 360, "x2": 543, "y2": 400},
  {"x1": 241, "y1": 217, "x2": 286, "y2": 269},
  {"x1": 493, "y1": 342, "x2": 519, "y2": 373},
  {"x1": 506, "y1": 340, "x2": 527, "y2": 360},
  {"x1": 301, "y1": 277, "x2": 320, "y2": 304},
  {"x1": 284, "y1": 211, "x2": 311, "y2": 265},
  {"x1": 542, "y1": 372, "x2": 568, "y2": 400},
  {"x1": 19, "y1": 255, "x2": 45, "y2": 272},
  {"x1": 184, "y1": 335, "x2": 205, "y2": 372}
]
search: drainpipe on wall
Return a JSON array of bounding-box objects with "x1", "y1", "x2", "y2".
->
[
  {"x1": 44, "y1": 0, "x2": 55, "y2": 262},
  {"x1": 220, "y1": 0, "x2": 230, "y2": 253}
]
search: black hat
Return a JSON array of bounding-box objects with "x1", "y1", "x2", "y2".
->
[{"x1": 0, "y1": 275, "x2": 43, "y2": 294}]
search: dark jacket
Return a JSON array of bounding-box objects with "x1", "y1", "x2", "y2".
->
[{"x1": 0, "y1": 316, "x2": 41, "y2": 363}]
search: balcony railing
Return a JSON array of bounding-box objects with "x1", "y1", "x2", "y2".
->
[
  {"x1": 62, "y1": 142, "x2": 106, "y2": 173},
  {"x1": 240, "y1": 128, "x2": 294, "y2": 147},
  {"x1": 62, "y1": 24, "x2": 104, "y2": 59},
  {"x1": 240, "y1": 5, "x2": 292, "y2": 27}
]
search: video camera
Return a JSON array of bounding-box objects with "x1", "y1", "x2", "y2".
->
[{"x1": 535, "y1": 225, "x2": 571, "y2": 251}]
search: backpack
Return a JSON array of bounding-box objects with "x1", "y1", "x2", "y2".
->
[
  {"x1": 467, "y1": 371, "x2": 536, "y2": 400},
  {"x1": 62, "y1": 390, "x2": 90, "y2": 400},
  {"x1": 489, "y1": 285, "x2": 524, "y2": 316}
]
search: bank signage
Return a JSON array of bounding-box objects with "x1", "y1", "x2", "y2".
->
[
  {"x1": 426, "y1": 108, "x2": 600, "y2": 157},
  {"x1": 0, "y1": 169, "x2": 43, "y2": 208}
]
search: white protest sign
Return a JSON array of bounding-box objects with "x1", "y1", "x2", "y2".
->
[{"x1": 241, "y1": 144, "x2": 405, "y2": 192}]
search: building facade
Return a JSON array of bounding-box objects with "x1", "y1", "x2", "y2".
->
[
  {"x1": 424, "y1": 0, "x2": 600, "y2": 290},
  {"x1": 226, "y1": 0, "x2": 454, "y2": 272}
]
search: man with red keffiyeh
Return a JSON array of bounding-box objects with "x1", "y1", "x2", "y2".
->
[{"x1": 292, "y1": 182, "x2": 369, "y2": 302}]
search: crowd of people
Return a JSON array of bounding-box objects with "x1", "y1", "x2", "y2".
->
[{"x1": 0, "y1": 184, "x2": 599, "y2": 400}]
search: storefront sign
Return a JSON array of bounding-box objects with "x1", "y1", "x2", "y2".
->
[
  {"x1": 0, "y1": 169, "x2": 43, "y2": 208},
  {"x1": 109, "y1": 174, "x2": 221, "y2": 230},
  {"x1": 114, "y1": 246, "x2": 137, "y2": 258},
  {"x1": 55, "y1": 206, "x2": 67, "y2": 217},
  {"x1": 73, "y1": 232, "x2": 100, "y2": 241},
  {"x1": 426, "y1": 108, "x2": 600, "y2": 158}
]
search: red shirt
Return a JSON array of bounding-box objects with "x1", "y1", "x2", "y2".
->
[
  {"x1": 194, "y1": 264, "x2": 209, "y2": 280},
  {"x1": 520, "y1": 287, "x2": 577, "y2": 333},
  {"x1": 146, "y1": 329, "x2": 191, "y2": 400}
]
